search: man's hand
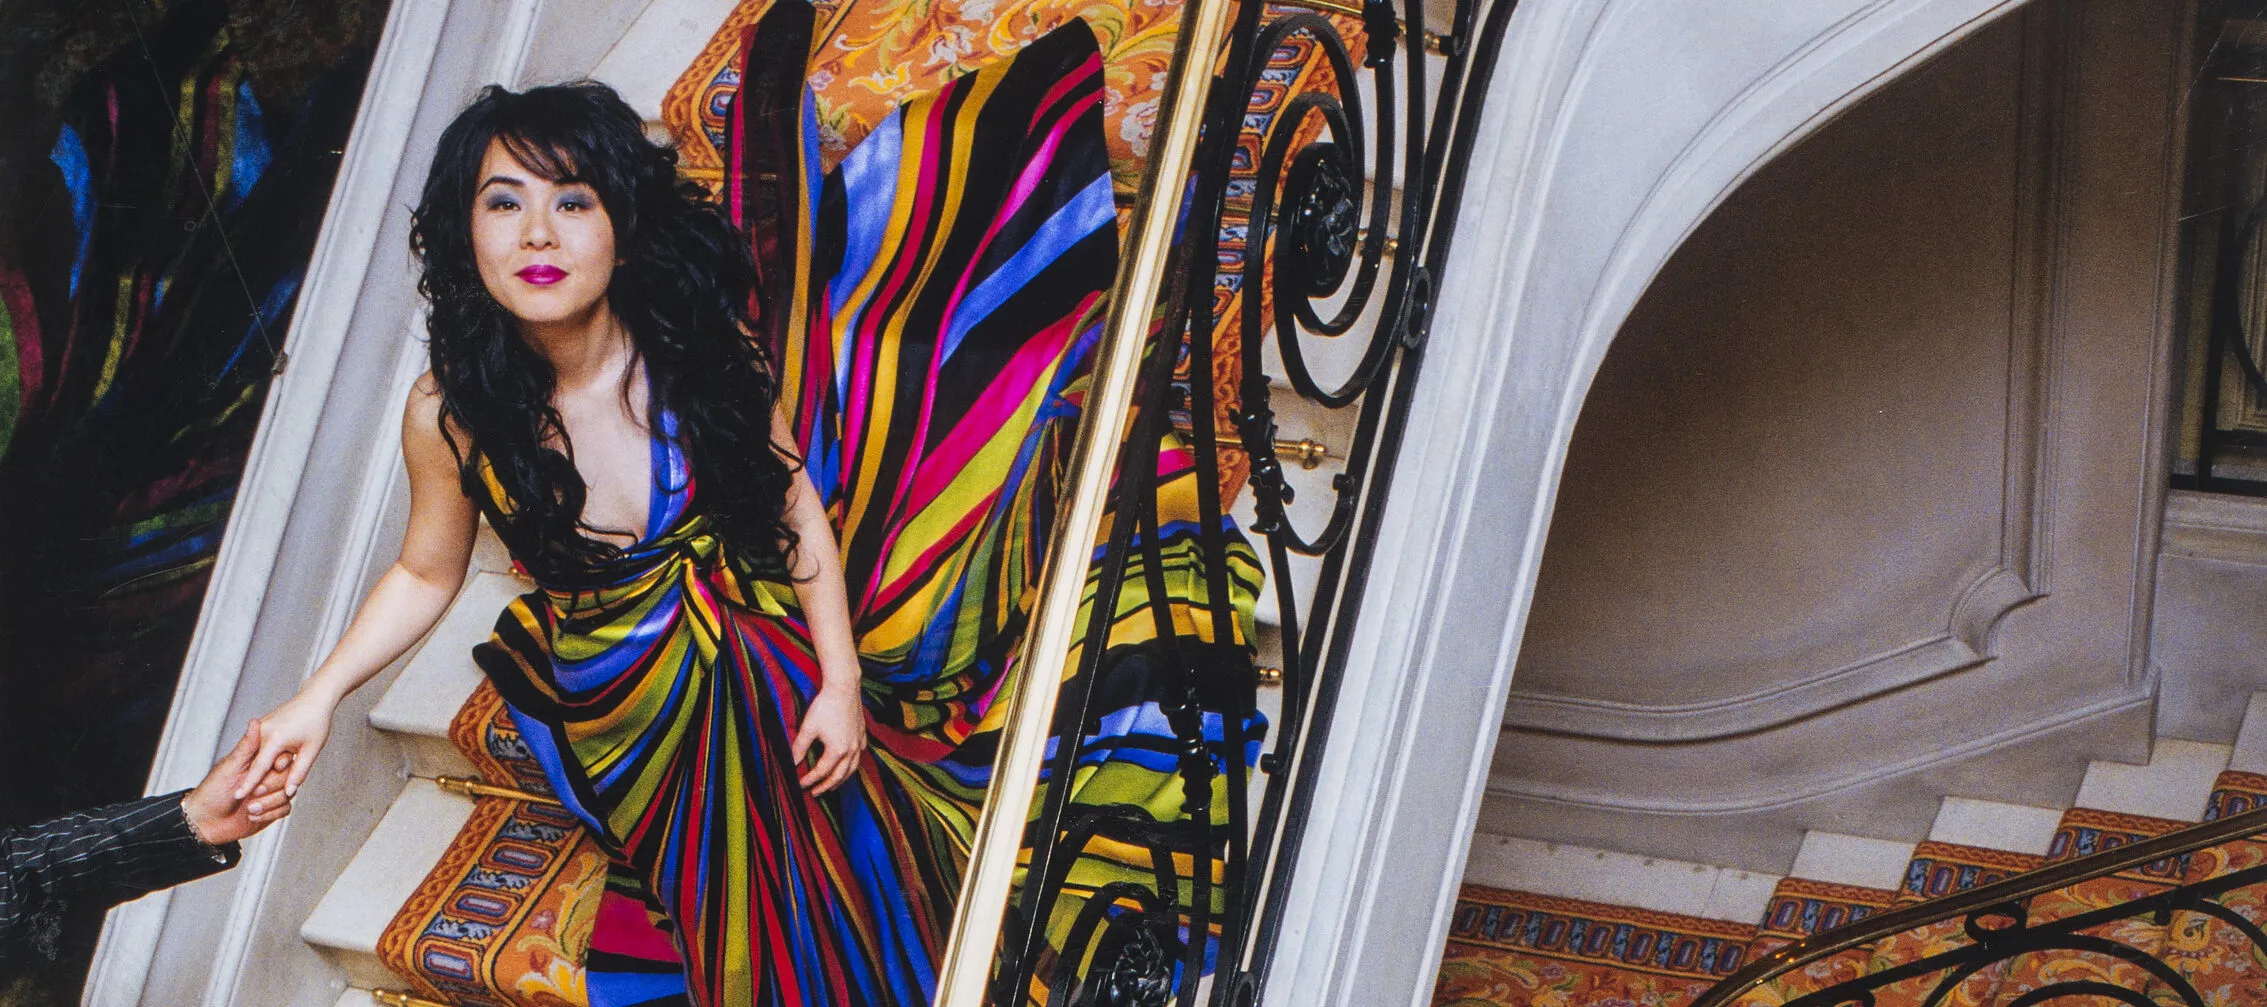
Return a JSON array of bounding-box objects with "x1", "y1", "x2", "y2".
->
[{"x1": 183, "y1": 721, "x2": 295, "y2": 847}]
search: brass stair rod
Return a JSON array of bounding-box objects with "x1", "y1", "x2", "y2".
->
[
  {"x1": 1262, "y1": 0, "x2": 1449, "y2": 52},
  {"x1": 428, "y1": 774, "x2": 560, "y2": 807},
  {"x1": 370, "y1": 990, "x2": 450, "y2": 1007},
  {"x1": 929, "y1": 0, "x2": 1235, "y2": 999},
  {"x1": 1176, "y1": 419, "x2": 1337, "y2": 470},
  {"x1": 1694, "y1": 800, "x2": 2267, "y2": 1007}
]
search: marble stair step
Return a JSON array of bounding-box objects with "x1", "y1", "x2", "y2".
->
[
  {"x1": 2227, "y1": 693, "x2": 2267, "y2": 776},
  {"x1": 1786, "y1": 830, "x2": 1915, "y2": 891},
  {"x1": 2073, "y1": 738, "x2": 2230, "y2": 822},
  {"x1": 1459, "y1": 832, "x2": 1780, "y2": 924},
  {"x1": 1925, "y1": 796, "x2": 2064, "y2": 857},
  {"x1": 301, "y1": 779, "x2": 478, "y2": 989},
  {"x1": 366, "y1": 556, "x2": 530, "y2": 779}
]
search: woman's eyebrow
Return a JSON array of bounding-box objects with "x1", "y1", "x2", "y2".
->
[{"x1": 477, "y1": 175, "x2": 526, "y2": 193}]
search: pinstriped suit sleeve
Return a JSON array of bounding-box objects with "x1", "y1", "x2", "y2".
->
[{"x1": 0, "y1": 790, "x2": 239, "y2": 965}]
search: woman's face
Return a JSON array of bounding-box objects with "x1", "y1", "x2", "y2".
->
[{"x1": 471, "y1": 139, "x2": 617, "y2": 329}]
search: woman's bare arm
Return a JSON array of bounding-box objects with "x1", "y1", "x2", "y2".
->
[
  {"x1": 241, "y1": 376, "x2": 479, "y2": 798},
  {"x1": 776, "y1": 406, "x2": 867, "y2": 795}
]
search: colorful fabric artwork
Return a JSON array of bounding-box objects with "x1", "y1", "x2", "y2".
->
[
  {"x1": 0, "y1": 0, "x2": 376, "y2": 826},
  {"x1": 731, "y1": 6, "x2": 1265, "y2": 1004},
  {"x1": 0, "y1": 4, "x2": 380, "y2": 996},
  {"x1": 465, "y1": 16, "x2": 1260, "y2": 1005}
]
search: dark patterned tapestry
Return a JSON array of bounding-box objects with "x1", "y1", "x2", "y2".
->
[{"x1": 0, "y1": 0, "x2": 388, "y2": 1000}]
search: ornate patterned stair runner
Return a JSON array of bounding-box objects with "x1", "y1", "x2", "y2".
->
[
  {"x1": 1426, "y1": 796, "x2": 2267, "y2": 1006},
  {"x1": 1432, "y1": 886, "x2": 1758, "y2": 1007},
  {"x1": 2160, "y1": 771, "x2": 2267, "y2": 1002},
  {"x1": 1729, "y1": 878, "x2": 1896, "y2": 1003},
  {"x1": 375, "y1": 683, "x2": 605, "y2": 1006},
  {"x1": 1996, "y1": 809, "x2": 2184, "y2": 1005}
]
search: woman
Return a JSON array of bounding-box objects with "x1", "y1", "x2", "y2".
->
[{"x1": 243, "y1": 16, "x2": 1129, "y2": 1005}]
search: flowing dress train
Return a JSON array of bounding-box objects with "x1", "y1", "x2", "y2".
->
[{"x1": 473, "y1": 15, "x2": 1262, "y2": 1006}]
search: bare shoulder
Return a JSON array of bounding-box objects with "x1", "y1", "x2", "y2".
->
[{"x1": 401, "y1": 372, "x2": 460, "y2": 458}]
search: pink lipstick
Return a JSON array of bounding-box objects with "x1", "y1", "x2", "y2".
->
[{"x1": 517, "y1": 264, "x2": 566, "y2": 286}]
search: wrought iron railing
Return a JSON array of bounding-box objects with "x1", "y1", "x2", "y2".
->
[
  {"x1": 2179, "y1": 11, "x2": 2267, "y2": 492},
  {"x1": 935, "y1": 0, "x2": 1522, "y2": 1000},
  {"x1": 1693, "y1": 803, "x2": 2267, "y2": 1007}
]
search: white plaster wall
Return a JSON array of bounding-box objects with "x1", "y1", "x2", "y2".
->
[
  {"x1": 1257, "y1": 1, "x2": 2075, "y2": 1003},
  {"x1": 2154, "y1": 491, "x2": 2267, "y2": 742},
  {"x1": 1482, "y1": 0, "x2": 2191, "y2": 872}
]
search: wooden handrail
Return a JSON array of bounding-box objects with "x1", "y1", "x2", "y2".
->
[{"x1": 1695, "y1": 802, "x2": 2267, "y2": 1006}]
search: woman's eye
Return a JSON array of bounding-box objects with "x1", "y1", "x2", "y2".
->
[
  {"x1": 558, "y1": 196, "x2": 591, "y2": 212},
  {"x1": 484, "y1": 195, "x2": 519, "y2": 212}
]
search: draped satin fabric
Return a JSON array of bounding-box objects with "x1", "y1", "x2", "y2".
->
[{"x1": 470, "y1": 20, "x2": 1126, "y2": 1007}]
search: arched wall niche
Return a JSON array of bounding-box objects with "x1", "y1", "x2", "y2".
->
[
  {"x1": 1492, "y1": 0, "x2": 2186, "y2": 833},
  {"x1": 1512, "y1": 7, "x2": 2057, "y2": 735},
  {"x1": 1263, "y1": 0, "x2": 2194, "y2": 1003}
]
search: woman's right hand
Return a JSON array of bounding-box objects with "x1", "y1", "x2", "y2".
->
[{"x1": 237, "y1": 688, "x2": 341, "y2": 801}]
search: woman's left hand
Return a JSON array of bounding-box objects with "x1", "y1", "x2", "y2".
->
[{"x1": 793, "y1": 684, "x2": 867, "y2": 795}]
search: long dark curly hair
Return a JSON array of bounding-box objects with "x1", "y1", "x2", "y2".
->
[{"x1": 411, "y1": 81, "x2": 796, "y2": 573}]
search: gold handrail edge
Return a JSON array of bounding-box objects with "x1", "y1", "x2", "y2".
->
[
  {"x1": 1693, "y1": 801, "x2": 2267, "y2": 1007},
  {"x1": 929, "y1": 0, "x2": 1236, "y2": 1002}
]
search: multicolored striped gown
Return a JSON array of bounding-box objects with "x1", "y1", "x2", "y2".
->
[{"x1": 473, "y1": 15, "x2": 1264, "y2": 1007}]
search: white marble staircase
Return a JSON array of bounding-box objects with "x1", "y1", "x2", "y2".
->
[
  {"x1": 298, "y1": 528, "x2": 531, "y2": 1004},
  {"x1": 1460, "y1": 717, "x2": 2261, "y2": 925}
]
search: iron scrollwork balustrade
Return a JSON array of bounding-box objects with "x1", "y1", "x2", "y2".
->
[
  {"x1": 982, "y1": 0, "x2": 1525, "y2": 1000},
  {"x1": 2189, "y1": 49, "x2": 2267, "y2": 491},
  {"x1": 1694, "y1": 803, "x2": 2267, "y2": 1007},
  {"x1": 2194, "y1": 189, "x2": 2267, "y2": 490}
]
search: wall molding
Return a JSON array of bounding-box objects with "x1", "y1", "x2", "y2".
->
[
  {"x1": 1498, "y1": 7, "x2": 2067, "y2": 743},
  {"x1": 1491, "y1": 678, "x2": 2155, "y2": 815},
  {"x1": 2162, "y1": 489, "x2": 2267, "y2": 566},
  {"x1": 1254, "y1": 1, "x2": 2052, "y2": 1004}
]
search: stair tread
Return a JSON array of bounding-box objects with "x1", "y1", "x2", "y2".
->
[
  {"x1": 367, "y1": 569, "x2": 527, "y2": 742},
  {"x1": 1928, "y1": 796, "x2": 2063, "y2": 856},
  {"x1": 1753, "y1": 876, "x2": 1897, "y2": 944},
  {"x1": 1790, "y1": 831, "x2": 1916, "y2": 891},
  {"x1": 2074, "y1": 739, "x2": 2230, "y2": 822},
  {"x1": 1440, "y1": 704, "x2": 2267, "y2": 1004},
  {"x1": 2231, "y1": 694, "x2": 2267, "y2": 775},
  {"x1": 301, "y1": 778, "x2": 476, "y2": 989},
  {"x1": 1461, "y1": 832, "x2": 1779, "y2": 923}
]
